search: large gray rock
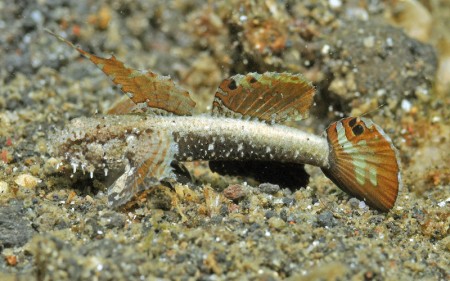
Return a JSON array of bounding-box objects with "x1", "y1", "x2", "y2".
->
[{"x1": 322, "y1": 20, "x2": 437, "y2": 114}]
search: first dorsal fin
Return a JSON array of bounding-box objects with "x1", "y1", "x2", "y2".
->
[
  {"x1": 212, "y1": 72, "x2": 315, "y2": 124},
  {"x1": 46, "y1": 29, "x2": 196, "y2": 116}
]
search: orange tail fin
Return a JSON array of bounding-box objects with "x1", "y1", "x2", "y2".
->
[{"x1": 321, "y1": 117, "x2": 401, "y2": 212}]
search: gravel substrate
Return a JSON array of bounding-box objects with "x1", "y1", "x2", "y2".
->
[{"x1": 0, "y1": 1, "x2": 448, "y2": 280}]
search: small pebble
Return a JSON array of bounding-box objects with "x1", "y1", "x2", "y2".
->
[
  {"x1": 404, "y1": 261, "x2": 426, "y2": 272},
  {"x1": 286, "y1": 215, "x2": 297, "y2": 223},
  {"x1": 279, "y1": 209, "x2": 288, "y2": 222},
  {"x1": 401, "y1": 99, "x2": 412, "y2": 112},
  {"x1": 363, "y1": 36, "x2": 375, "y2": 48},
  {"x1": 223, "y1": 184, "x2": 246, "y2": 201},
  {"x1": 329, "y1": 0, "x2": 342, "y2": 9},
  {"x1": 359, "y1": 201, "x2": 367, "y2": 209},
  {"x1": 99, "y1": 211, "x2": 126, "y2": 229},
  {"x1": 282, "y1": 197, "x2": 295, "y2": 206},
  {"x1": 321, "y1": 44, "x2": 331, "y2": 55},
  {"x1": 0, "y1": 181, "x2": 9, "y2": 196},
  {"x1": 348, "y1": 197, "x2": 360, "y2": 209},
  {"x1": 15, "y1": 174, "x2": 41, "y2": 188},
  {"x1": 317, "y1": 211, "x2": 337, "y2": 228},
  {"x1": 4, "y1": 255, "x2": 18, "y2": 266},
  {"x1": 386, "y1": 37, "x2": 394, "y2": 47},
  {"x1": 259, "y1": 183, "x2": 280, "y2": 194},
  {"x1": 265, "y1": 210, "x2": 276, "y2": 219},
  {"x1": 210, "y1": 215, "x2": 223, "y2": 224},
  {"x1": 268, "y1": 217, "x2": 285, "y2": 230}
]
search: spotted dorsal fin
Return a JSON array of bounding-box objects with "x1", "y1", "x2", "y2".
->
[
  {"x1": 46, "y1": 29, "x2": 196, "y2": 116},
  {"x1": 321, "y1": 117, "x2": 402, "y2": 212},
  {"x1": 107, "y1": 129, "x2": 177, "y2": 208},
  {"x1": 212, "y1": 72, "x2": 315, "y2": 123}
]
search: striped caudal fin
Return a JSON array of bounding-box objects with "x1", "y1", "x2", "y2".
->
[
  {"x1": 46, "y1": 29, "x2": 196, "y2": 116},
  {"x1": 212, "y1": 72, "x2": 315, "y2": 124},
  {"x1": 321, "y1": 117, "x2": 401, "y2": 212},
  {"x1": 107, "y1": 129, "x2": 177, "y2": 208}
]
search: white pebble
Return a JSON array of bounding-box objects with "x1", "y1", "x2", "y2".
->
[
  {"x1": 386, "y1": 37, "x2": 394, "y2": 47},
  {"x1": 0, "y1": 181, "x2": 9, "y2": 195},
  {"x1": 363, "y1": 36, "x2": 375, "y2": 48},
  {"x1": 358, "y1": 201, "x2": 366, "y2": 209},
  {"x1": 329, "y1": 0, "x2": 342, "y2": 9},
  {"x1": 437, "y1": 197, "x2": 449, "y2": 208},
  {"x1": 15, "y1": 174, "x2": 41, "y2": 189},
  {"x1": 321, "y1": 44, "x2": 331, "y2": 55},
  {"x1": 401, "y1": 99, "x2": 412, "y2": 112}
]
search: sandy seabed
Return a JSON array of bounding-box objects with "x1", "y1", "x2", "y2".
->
[{"x1": 0, "y1": 1, "x2": 448, "y2": 280}]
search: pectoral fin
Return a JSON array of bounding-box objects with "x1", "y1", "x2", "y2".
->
[{"x1": 107, "y1": 130, "x2": 177, "y2": 208}]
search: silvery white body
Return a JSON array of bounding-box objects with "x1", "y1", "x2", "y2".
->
[{"x1": 50, "y1": 114, "x2": 330, "y2": 176}]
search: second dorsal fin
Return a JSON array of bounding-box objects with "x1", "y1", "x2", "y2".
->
[
  {"x1": 46, "y1": 29, "x2": 196, "y2": 116},
  {"x1": 212, "y1": 72, "x2": 315, "y2": 123}
]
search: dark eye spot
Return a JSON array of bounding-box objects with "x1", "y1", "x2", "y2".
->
[
  {"x1": 228, "y1": 79, "x2": 237, "y2": 90},
  {"x1": 249, "y1": 77, "x2": 257, "y2": 83},
  {"x1": 352, "y1": 124, "x2": 364, "y2": 136},
  {"x1": 348, "y1": 117, "x2": 357, "y2": 127}
]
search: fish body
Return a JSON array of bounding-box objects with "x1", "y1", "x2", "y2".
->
[
  {"x1": 51, "y1": 114, "x2": 329, "y2": 175},
  {"x1": 47, "y1": 30, "x2": 401, "y2": 211}
]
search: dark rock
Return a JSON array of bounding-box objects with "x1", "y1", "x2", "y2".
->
[
  {"x1": 84, "y1": 218, "x2": 104, "y2": 239},
  {"x1": 219, "y1": 204, "x2": 228, "y2": 216},
  {"x1": 99, "y1": 211, "x2": 126, "y2": 229},
  {"x1": 281, "y1": 188, "x2": 292, "y2": 196},
  {"x1": 249, "y1": 223, "x2": 260, "y2": 232},
  {"x1": 265, "y1": 210, "x2": 277, "y2": 219},
  {"x1": 210, "y1": 215, "x2": 223, "y2": 224},
  {"x1": 281, "y1": 197, "x2": 295, "y2": 206},
  {"x1": 317, "y1": 210, "x2": 337, "y2": 228},
  {"x1": 279, "y1": 209, "x2": 288, "y2": 222},
  {"x1": 0, "y1": 201, "x2": 35, "y2": 248},
  {"x1": 321, "y1": 20, "x2": 437, "y2": 115},
  {"x1": 286, "y1": 215, "x2": 298, "y2": 223},
  {"x1": 259, "y1": 183, "x2": 280, "y2": 194}
]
